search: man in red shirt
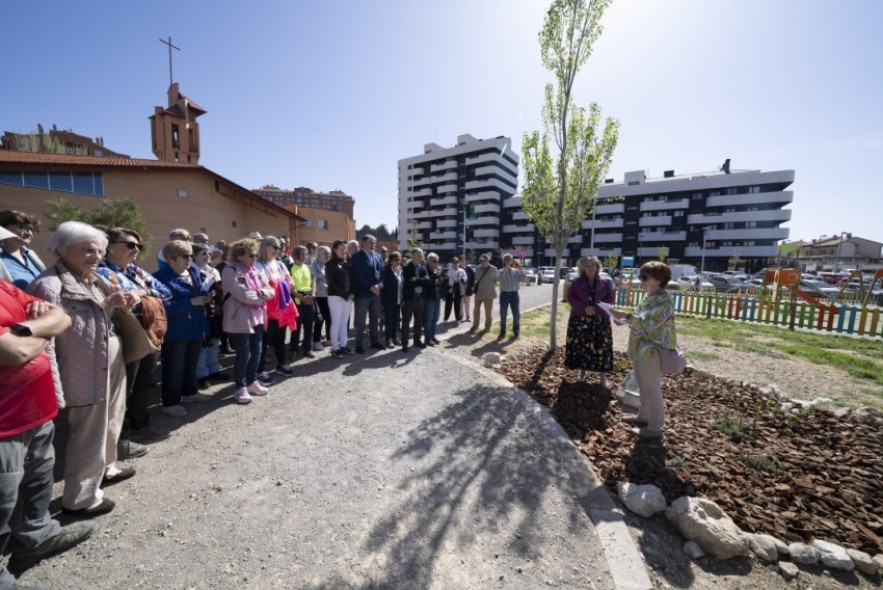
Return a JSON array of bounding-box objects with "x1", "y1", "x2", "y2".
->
[{"x1": 0, "y1": 226, "x2": 97, "y2": 588}]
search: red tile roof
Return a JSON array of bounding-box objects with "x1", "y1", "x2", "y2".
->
[{"x1": 0, "y1": 150, "x2": 198, "y2": 168}]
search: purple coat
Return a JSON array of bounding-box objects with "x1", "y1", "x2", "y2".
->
[{"x1": 567, "y1": 276, "x2": 615, "y2": 317}]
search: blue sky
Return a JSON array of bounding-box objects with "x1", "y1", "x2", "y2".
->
[{"x1": 3, "y1": 0, "x2": 881, "y2": 243}]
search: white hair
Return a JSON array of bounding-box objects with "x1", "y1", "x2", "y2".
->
[
  {"x1": 46, "y1": 221, "x2": 107, "y2": 257},
  {"x1": 426, "y1": 252, "x2": 439, "y2": 262}
]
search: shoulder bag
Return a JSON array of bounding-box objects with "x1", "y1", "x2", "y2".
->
[{"x1": 655, "y1": 345, "x2": 687, "y2": 374}]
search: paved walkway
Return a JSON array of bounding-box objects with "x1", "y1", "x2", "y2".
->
[{"x1": 25, "y1": 284, "x2": 651, "y2": 590}]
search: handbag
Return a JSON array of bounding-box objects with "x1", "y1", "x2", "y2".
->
[
  {"x1": 114, "y1": 309, "x2": 158, "y2": 364},
  {"x1": 655, "y1": 345, "x2": 687, "y2": 375}
]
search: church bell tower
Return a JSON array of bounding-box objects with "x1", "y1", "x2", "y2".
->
[{"x1": 149, "y1": 83, "x2": 206, "y2": 164}]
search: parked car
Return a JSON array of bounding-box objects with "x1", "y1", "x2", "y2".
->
[
  {"x1": 675, "y1": 275, "x2": 715, "y2": 291},
  {"x1": 539, "y1": 267, "x2": 558, "y2": 284},
  {"x1": 521, "y1": 267, "x2": 538, "y2": 284}
]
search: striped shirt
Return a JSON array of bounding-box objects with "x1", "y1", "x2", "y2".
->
[{"x1": 498, "y1": 266, "x2": 523, "y2": 292}]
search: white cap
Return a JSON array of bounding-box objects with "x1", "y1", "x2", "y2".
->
[{"x1": 0, "y1": 226, "x2": 16, "y2": 241}]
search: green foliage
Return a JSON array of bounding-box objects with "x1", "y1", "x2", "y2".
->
[
  {"x1": 521, "y1": 0, "x2": 619, "y2": 351},
  {"x1": 657, "y1": 246, "x2": 668, "y2": 262},
  {"x1": 406, "y1": 218, "x2": 423, "y2": 251},
  {"x1": 670, "y1": 455, "x2": 691, "y2": 469},
  {"x1": 740, "y1": 454, "x2": 783, "y2": 475},
  {"x1": 602, "y1": 253, "x2": 618, "y2": 272},
  {"x1": 44, "y1": 197, "x2": 152, "y2": 256},
  {"x1": 715, "y1": 410, "x2": 755, "y2": 441}
]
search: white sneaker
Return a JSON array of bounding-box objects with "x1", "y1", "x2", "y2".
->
[
  {"x1": 246, "y1": 381, "x2": 269, "y2": 396},
  {"x1": 161, "y1": 405, "x2": 188, "y2": 417},
  {"x1": 234, "y1": 387, "x2": 253, "y2": 404},
  {"x1": 312, "y1": 342, "x2": 324, "y2": 351}
]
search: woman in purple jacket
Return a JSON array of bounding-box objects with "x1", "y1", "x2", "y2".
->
[{"x1": 565, "y1": 256, "x2": 615, "y2": 388}]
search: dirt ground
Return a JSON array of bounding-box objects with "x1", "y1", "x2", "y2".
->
[{"x1": 440, "y1": 312, "x2": 883, "y2": 590}]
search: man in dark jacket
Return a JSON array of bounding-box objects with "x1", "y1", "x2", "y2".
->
[
  {"x1": 400, "y1": 248, "x2": 429, "y2": 352},
  {"x1": 349, "y1": 235, "x2": 384, "y2": 353}
]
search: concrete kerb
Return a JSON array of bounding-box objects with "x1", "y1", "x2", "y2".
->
[{"x1": 440, "y1": 326, "x2": 654, "y2": 590}]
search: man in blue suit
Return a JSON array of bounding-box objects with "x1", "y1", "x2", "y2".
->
[{"x1": 350, "y1": 234, "x2": 384, "y2": 353}]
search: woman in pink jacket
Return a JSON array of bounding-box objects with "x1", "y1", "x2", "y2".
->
[{"x1": 221, "y1": 238, "x2": 274, "y2": 404}]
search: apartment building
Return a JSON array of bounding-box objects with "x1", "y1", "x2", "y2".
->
[
  {"x1": 501, "y1": 164, "x2": 794, "y2": 272},
  {"x1": 397, "y1": 134, "x2": 519, "y2": 260},
  {"x1": 254, "y1": 186, "x2": 356, "y2": 245}
]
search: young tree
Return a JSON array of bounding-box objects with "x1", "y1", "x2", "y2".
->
[
  {"x1": 657, "y1": 246, "x2": 669, "y2": 262},
  {"x1": 521, "y1": 0, "x2": 620, "y2": 349},
  {"x1": 45, "y1": 196, "x2": 152, "y2": 256}
]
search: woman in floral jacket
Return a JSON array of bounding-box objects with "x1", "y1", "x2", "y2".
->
[{"x1": 611, "y1": 261, "x2": 678, "y2": 439}]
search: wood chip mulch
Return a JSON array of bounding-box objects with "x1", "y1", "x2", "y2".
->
[{"x1": 497, "y1": 347, "x2": 883, "y2": 556}]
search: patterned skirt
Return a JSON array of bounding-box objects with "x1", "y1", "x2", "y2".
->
[{"x1": 564, "y1": 314, "x2": 614, "y2": 372}]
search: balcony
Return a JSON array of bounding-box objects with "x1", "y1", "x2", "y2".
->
[
  {"x1": 502, "y1": 195, "x2": 523, "y2": 208},
  {"x1": 473, "y1": 203, "x2": 501, "y2": 215},
  {"x1": 581, "y1": 218, "x2": 624, "y2": 230},
  {"x1": 706, "y1": 190, "x2": 793, "y2": 208},
  {"x1": 473, "y1": 164, "x2": 518, "y2": 184},
  {"x1": 465, "y1": 190, "x2": 499, "y2": 203},
  {"x1": 638, "y1": 215, "x2": 672, "y2": 227},
  {"x1": 637, "y1": 247, "x2": 669, "y2": 257},
  {"x1": 430, "y1": 195, "x2": 458, "y2": 207},
  {"x1": 437, "y1": 218, "x2": 457, "y2": 228},
  {"x1": 431, "y1": 171, "x2": 458, "y2": 184},
  {"x1": 640, "y1": 198, "x2": 690, "y2": 212},
  {"x1": 430, "y1": 230, "x2": 456, "y2": 241},
  {"x1": 705, "y1": 228, "x2": 789, "y2": 241},
  {"x1": 544, "y1": 247, "x2": 573, "y2": 258},
  {"x1": 430, "y1": 160, "x2": 458, "y2": 173},
  {"x1": 503, "y1": 223, "x2": 535, "y2": 233},
  {"x1": 464, "y1": 177, "x2": 514, "y2": 193},
  {"x1": 417, "y1": 221, "x2": 432, "y2": 229},
  {"x1": 593, "y1": 233, "x2": 624, "y2": 243},
  {"x1": 638, "y1": 231, "x2": 687, "y2": 242},
  {"x1": 465, "y1": 240, "x2": 499, "y2": 250},
  {"x1": 473, "y1": 228, "x2": 500, "y2": 239},
  {"x1": 466, "y1": 216, "x2": 498, "y2": 226},
  {"x1": 512, "y1": 211, "x2": 528, "y2": 221},
  {"x1": 684, "y1": 245, "x2": 778, "y2": 258},
  {"x1": 581, "y1": 247, "x2": 622, "y2": 257},
  {"x1": 465, "y1": 152, "x2": 501, "y2": 165},
  {"x1": 437, "y1": 184, "x2": 458, "y2": 194},
  {"x1": 428, "y1": 207, "x2": 457, "y2": 218},
  {"x1": 595, "y1": 202, "x2": 625, "y2": 215},
  {"x1": 428, "y1": 241, "x2": 456, "y2": 251},
  {"x1": 512, "y1": 236, "x2": 535, "y2": 246},
  {"x1": 688, "y1": 209, "x2": 792, "y2": 224},
  {"x1": 413, "y1": 187, "x2": 431, "y2": 198}
]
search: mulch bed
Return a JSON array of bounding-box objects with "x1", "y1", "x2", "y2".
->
[{"x1": 497, "y1": 347, "x2": 883, "y2": 556}]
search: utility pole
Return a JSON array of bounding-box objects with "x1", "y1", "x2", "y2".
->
[{"x1": 700, "y1": 227, "x2": 708, "y2": 274}]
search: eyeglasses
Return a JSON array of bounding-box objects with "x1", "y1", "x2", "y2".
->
[{"x1": 113, "y1": 241, "x2": 141, "y2": 250}]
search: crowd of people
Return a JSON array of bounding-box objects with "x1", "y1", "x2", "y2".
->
[{"x1": 0, "y1": 207, "x2": 677, "y2": 588}]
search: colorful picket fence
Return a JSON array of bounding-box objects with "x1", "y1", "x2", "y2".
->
[{"x1": 614, "y1": 289, "x2": 883, "y2": 338}]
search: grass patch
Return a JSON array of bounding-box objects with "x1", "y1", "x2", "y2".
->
[
  {"x1": 688, "y1": 350, "x2": 721, "y2": 362},
  {"x1": 740, "y1": 453, "x2": 784, "y2": 475},
  {"x1": 716, "y1": 410, "x2": 755, "y2": 442}
]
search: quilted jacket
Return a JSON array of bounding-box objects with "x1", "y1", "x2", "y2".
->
[{"x1": 27, "y1": 260, "x2": 116, "y2": 408}]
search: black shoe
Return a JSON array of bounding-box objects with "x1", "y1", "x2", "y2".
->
[
  {"x1": 401, "y1": 346, "x2": 409, "y2": 353},
  {"x1": 116, "y1": 439, "x2": 149, "y2": 460},
  {"x1": 7, "y1": 521, "x2": 98, "y2": 572},
  {"x1": 198, "y1": 378, "x2": 211, "y2": 390},
  {"x1": 126, "y1": 427, "x2": 171, "y2": 443},
  {"x1": 303, "y1": 350, "x2": 316, "y2": 358},
  {"x1": 497, "y1": 333, "x2": 506, "y2": 340},
  {"x1": 61, "y1": 498, "x2": 115, "y2": 517},
  {"x1": 392, "y1": 338, "x2": 401, "y2": 346},
  {"x1": 370, "y1": 342, "x2": 385, "y2": 350},
  {"x1": 355, "y1": 346, "x2": 365, "y2": 354},
  {"x1": 342, "y1": 347, "x2": 354, "y2": 355},
  {"x1": 331, "y1": 348, "x2": 343, "y2": 358},
  {"x1": 219, "y1": 347, "x2": 234, "y2": 356},
  {"x1": 102, "y1": 466, "x2": 136, "y2": 485},
  {"x1": 210, "y1": 371, "x2": 230, "y2": 381},
  {"x1": 257, "y1": 374, "x2": 275, "y2": 386},
  {"x1": 414, "y1": 341, "x2": 427, "y2": 349},
  {"x1": 431, "y1": 338, "x2": 440, "y2": 345},
  {"x1": 426, "y1": 340, "x2": 435, "y2": 347}
]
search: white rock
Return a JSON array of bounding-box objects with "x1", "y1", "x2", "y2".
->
[
  {"x1": 845, "y1": 549, "x2": 878, "y2": 575},
  {"x1": 773, "y1": 536, "x2": 789, "y2": 555},
  {"x1": 810, "y1": 397, "x2": 833, "y2": 408},
  {"x1": 832, "y1": 407, "x2": 852, "y2": 420},
  {"x1": 745, "y1": 533, "x2": 779, "y2": 563},
  {"x1": 482, "y1": 352, "x2": 502, "y2": 367},
  {"x1": 812, "y1": 539, "x2": 854, "y2": 570},
  {"x1": 788, "y1": 542, "x2": 820, "y2": 565},
  {"x1": 617, "y1": 483, "x2": 668, "y2": 518},
  {"x1": 683, "y1": 541, "x2": 705, "y2": 560},
  {"x1": 665, "y1": 497, "x2": 749, "y2": 560},
  {"x1": 778, "y1": 562, "x2": 800, "y2": 580},
  {"x1": 873, "y1": 554, "x2": 883, "y2": 573},
  {"x1": 780, "y1": 402, "x2": 794, "y2": 413}
]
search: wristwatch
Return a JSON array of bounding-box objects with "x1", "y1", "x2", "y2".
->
[{"x1": 9, "y1": 323, "x2": 33, "y2": 336}]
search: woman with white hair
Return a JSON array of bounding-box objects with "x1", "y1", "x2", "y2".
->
[
  {"x1": 28, "y1": 221, "x2": 140, "y2": 516},
  {"x1": 256, "y1": 235, "x2": 297, "y2": 380}
]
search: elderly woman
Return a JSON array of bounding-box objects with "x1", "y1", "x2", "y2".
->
[
  {"x1": 97, "y1": 227, "x2": 172, "y2": 452},
  {"x1": 423, "y1": 252, "x2": 443, "y2": 346},
  {"x1": 610, "y1": 262, "x2": 678, "y2": 439},
  {"x1": 565, "y1": 256, "x2": 615, "y2": 388},
  {"x1": 222, "y1": 238, "x2": 274, "y2": 404},
  {"x1": 380, "y1": 251, "x2": 404, "y2": 347},
  {"x1": 311, "y1": 245, "x2": 332, "y2": 349},
  {"x1": 153, "y1": 241, "x2": 213, "y2": 417},
  {"x1": 0, "y1": 209, "x2": 46, "y2": 289},
  {"x1": 28, "y1": 221, "x2": 140, "y2": 516},
  {"x1": 326, "y1": 239, "x2": 354, "y2": 357},
  {"x1": 256, "y1": 236, "x2": 297, "y2": 380},
  {"x1": 192, "y1": 242, "x2": 224, "y2": 389}
]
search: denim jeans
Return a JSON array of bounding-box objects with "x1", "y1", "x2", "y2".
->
[
  {"x1": 0, "y1": 421, "x2": 62, "y2": 588},
  {"x1": 423, "y1": 298, "x2": 440, "y2": 341},
  {"x1": 499, "y1": 291, "x2": 521, "y2": 336},
  {"x1": 231, "y1": 327, "x2": 264, "y2": 389},
  {"x1": 196, "y1": 340, "x2": 220, "y2": 379}
]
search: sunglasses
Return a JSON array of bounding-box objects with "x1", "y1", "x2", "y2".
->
[{"x1": 113, "y1": 241, "x2": 141, "y2": 250}]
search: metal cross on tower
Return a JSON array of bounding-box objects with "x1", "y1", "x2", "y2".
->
[{"x1": 159, "y1": 36, "x2": 181, "y2": 86}]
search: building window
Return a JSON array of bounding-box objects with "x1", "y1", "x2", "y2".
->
[
  {"x1": 748, "y1": 186, "x2": 761, "y2": 193},
  {"x1": 725, "y1": 188, "x2": 737, "y2": 195},
  {"x1": 318, "y1": 219, "x2": 329, "y2": 230},
  {"x1": 691, "y1": 192, "x2": 703, "y2": 200},
  {"x1": 709, "y1": 191, "x2": 720, "y2": 197},
  {"x1": 303, "y1": 218, "x2": 313, "y2": 229},
  {"x1": 673, "y1": 211, "x2": 684, "y2": 217},
  {"x1": 0, "y1": 170, "x2": 105, "y2": 196},
  {"x1": 177, "y1": 188, "x2": 188, "y2": 198}
]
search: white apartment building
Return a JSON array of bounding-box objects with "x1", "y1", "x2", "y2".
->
[
  {"x1": 500, "y1": 163, "x2": 794, "y2": 272},
  {"x1": 398, "y1": 134, "x2": 519, "y2": 259}
]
